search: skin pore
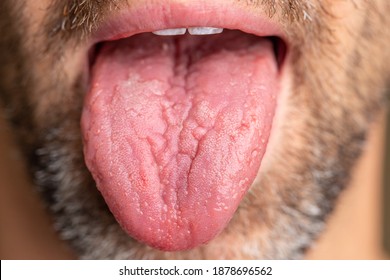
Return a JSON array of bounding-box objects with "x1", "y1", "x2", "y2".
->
[{"x1": 0, "y1": 0, "x2": 389, "y2": 259}]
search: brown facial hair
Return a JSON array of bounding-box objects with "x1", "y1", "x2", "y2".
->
[{"x1": 0, "y1": 0, "x2": 389, "y2": 259}]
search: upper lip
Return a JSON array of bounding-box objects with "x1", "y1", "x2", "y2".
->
[
  {"x1": 89, "y1": 0, "x2": 288, "y2": 46},
  {"x1": 84, "y1": 0, "x2": 289, "y2": 80}
]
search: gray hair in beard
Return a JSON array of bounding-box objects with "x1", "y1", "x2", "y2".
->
[{"x1": 0, "y1": 0, "x2": 389, "y2": 259}]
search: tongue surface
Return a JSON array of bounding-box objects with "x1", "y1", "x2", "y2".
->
[{"x1": 82, "y1": 31, "x2": 278, "y2": 250}]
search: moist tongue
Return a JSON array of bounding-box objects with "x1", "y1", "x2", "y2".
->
[{"x1": 81, "y1": 31, "x2": 278, "y2": 251}]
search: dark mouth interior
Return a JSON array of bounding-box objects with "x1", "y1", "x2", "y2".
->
[{"x1": 270, "y1": 36, "x2": 287, "y2": 69}]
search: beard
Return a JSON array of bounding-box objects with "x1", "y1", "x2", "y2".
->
[{"x1": 0, "y1": 0, "x2": 389, "y2": 259}]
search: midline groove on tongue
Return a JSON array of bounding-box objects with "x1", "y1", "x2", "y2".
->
[{"x1": 82, "y1": 31, "x2": 278, "y2": 250}]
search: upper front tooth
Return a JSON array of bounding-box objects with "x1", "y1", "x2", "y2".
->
[
  {"x1": 188, "y1": 27, "x2": 223, "y2": 35},
  {"x1": 152, "y1": 28, "x2": 187, "y2": 36}
]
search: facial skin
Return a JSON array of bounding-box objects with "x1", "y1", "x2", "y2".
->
[{"x1": 0, "y1": 0, "x2": 389, "y2": 259}]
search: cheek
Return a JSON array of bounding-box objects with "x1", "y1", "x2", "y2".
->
[
  {"x1": 28, "y1": 45, "x2": 89, "y2": 129},
  {"x1": 24, "y1": 0, "x2": 52, "y2": 39}
]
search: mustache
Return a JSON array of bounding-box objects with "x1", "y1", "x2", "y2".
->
[
  {"x1": 44, "y1": 0, "x2": 317, "y2": 44},
  {"x1": 45, "y1": 0, "x2": 120, "y2": 40}
]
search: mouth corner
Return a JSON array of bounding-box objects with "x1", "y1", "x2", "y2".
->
[{"x1": 270, "y1": 36, "x2": 288, "y2": 71}]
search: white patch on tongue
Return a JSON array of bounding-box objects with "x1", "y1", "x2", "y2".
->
[{"x1": 81, "y1": 32, "x2": 278, "y2": 251}]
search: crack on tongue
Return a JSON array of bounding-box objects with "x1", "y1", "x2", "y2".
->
[{"x1": 82, "y1": 31, "x2": 278, "y2": 250}]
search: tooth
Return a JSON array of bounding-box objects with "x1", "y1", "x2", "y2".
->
[
  {"x1": 152, "y1": 28, "x2": 187, "y2": 36},
  {"x1": 188, "y1": 27, "x2": 223, "y2": 35}
]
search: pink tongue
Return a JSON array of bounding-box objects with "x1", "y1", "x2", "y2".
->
[{"x1": 82, "y1": 31, "x2": 278, "y2": 251}]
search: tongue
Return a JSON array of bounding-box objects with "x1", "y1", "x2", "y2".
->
[{"x1": 81, "y1": 31, "x2": 278, "y2": 251}]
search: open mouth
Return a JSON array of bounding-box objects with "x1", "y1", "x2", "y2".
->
[{"x1": 81, "y1": 2, "x2": 288, "y2": 251}]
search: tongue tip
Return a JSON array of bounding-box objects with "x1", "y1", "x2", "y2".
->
[
  {"x1": 109, "y1": 202, "x2": 235, "y2": 252},
  {"x1": 123, "y1": 227, "x2": 214, "y2": 252},
  {"x1": 117, "y1": 214, "x2": 226, "y2": 252},
  {"x1": 143, "y1": 239, "x2": 203, "y2": 252}
]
